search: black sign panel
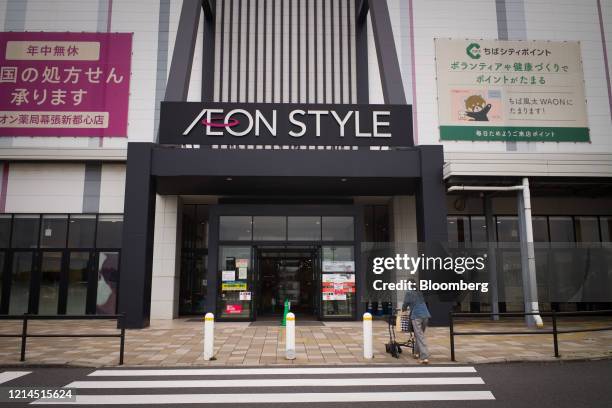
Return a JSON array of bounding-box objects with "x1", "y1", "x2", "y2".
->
[{"x1": 159, "y1": 102, "x2": 413, "y2": 146}]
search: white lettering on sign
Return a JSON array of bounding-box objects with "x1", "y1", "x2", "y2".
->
[
  {"x1": 225, "y1": 109, "x2": 252, "y2": 137},
  {"x1": 182, "y1": 109, "x2": 393, "y2": 139},
  {"x1": 307, "y1": 110, "x2": 327, "y2": 137},
  {"x1": 255, "y1": 110, "x2": 276, "y2": 136},
  {"x1": 330, "y1": 110, "x2": 353, "y2": 137},
  {"x1": 288, "y1": 109, "x2": 306, "y2": 137},
  {"x1": 373, "y1": 111, "x2": 391, "y2": 137}
]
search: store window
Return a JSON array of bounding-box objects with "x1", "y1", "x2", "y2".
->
[
  {"x1": 364, "y1": 205, "x2": 390, "y2": 242},
  {"x1": 470, "y1": 216, "x2": 487, "y2": 242},
  {"x1": 288, "y1": 217, "x2": 321, "y2": 241},
  {"x1": 496, "y1": 216, "x2": 519, "y2": 242},
  {"x1": 0, "y1": 252, "x2": 4, "y2": 307},
  {"x1": 12, "y1": 215, "x2": 40, "y2": 248},
  {"x1": 179, "y1": 252, "x2": 208, "y2": 314},
  {"x1": 180, "y1": 204, "x2": 209, "y2": 315},
  {"x1": 96, "y1": 252, "x2": 119, "y2": 314},
  {"x1": 549, "y1": 216, "x2": 574, "y2": 242},
  {"x1": 532, "y1": 216, "x2": 550, "y2": 242},
  {"x1": 447, "y1": 216, "x2": 471, "y2": 242},
  {"x1": 0, "y1": 215, "x2": 11, "y2": 248},
  {"x1": 40, "y1": 215, "x2": 68, "y2": 248},
  {"x1": 601, "y1": 217, "x2": 612, "y2": 242},
  {"x1": 219, "y1": 216, "x2": 252, "y2": 241},
  {"x1": 575, "y1": 216, "x2": 600, "y2": 243},
  {"x1": 217, "y1": 246, "x2": 252, "y2": 319},
  {"x1": 253, "y1": 216, "x2": 286, "y2": 241},
  {"x1": 96, "y1": 215, "x2": 123, "y2": 248},
  {"x1": 9, "y1": 252, "x2": 34, "y2": 314},
  {"x1": 67, "y1": 252, "x2": 90, "y2": 314},
  {"x1": 322, "y1": 217, "x2": 354, "y2": 241},
  {"x1": 38, "y1": 252, "x2": 62, "y2": 314},
  {"x1": 195, "y1": 206, "x2": 209, "y2": 249},
  {"x1": 0, "y1": 213, "x2": 122, "y2": 316},
  {"x1": 68, "y1": 215, "x2": 96, "y2": 248}
]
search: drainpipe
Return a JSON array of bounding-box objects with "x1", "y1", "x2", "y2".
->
[
  {"x1": 448, "y1": 178, "x2": 544, "y2": 328},
  {"x1": 483, "y1": 196, "x2": 500, "y2": 321}
]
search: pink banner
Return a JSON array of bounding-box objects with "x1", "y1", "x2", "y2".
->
[{"x1": 0, "y1": 32, "x2": 132, "y2": 137}]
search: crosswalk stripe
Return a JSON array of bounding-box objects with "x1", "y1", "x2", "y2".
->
[
  {"x1": 0, "y1": 371, "x2": 31, "y2": 384},
  {"x1": 32, "y1": 391, "x2": 496, "y2": 405},
  {"x1": 88, "y1": 366, "x2": 477, "y2": 376},
  {"x1": 66, "y1": 376, "x2": 485, "y2": 388}
]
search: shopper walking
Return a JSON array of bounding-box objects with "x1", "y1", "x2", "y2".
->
[{"x1": 402, "y1": 281, "x2": 431, "y2": 364}]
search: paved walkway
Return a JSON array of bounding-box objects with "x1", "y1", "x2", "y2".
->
[{"x1": 0, "y1": 317, "x2": 610, "y2": 367}]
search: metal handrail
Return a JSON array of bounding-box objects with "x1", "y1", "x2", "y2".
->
[
  {"x1": 0, "y1": 314, "x2": 125, "y2": 365},
  {"x1": 449, "y1": 309, "x2": 612, "y2": 361}
]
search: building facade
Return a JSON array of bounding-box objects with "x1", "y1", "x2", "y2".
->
[{"x1": 0, "y1": 0, "x2": 610, "y2": 328}]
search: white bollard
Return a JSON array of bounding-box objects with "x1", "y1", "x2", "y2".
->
[
  {"x1": 203, "y1": 312, "x2": 215, "y2": 361},
  {"x1": 363, "y1": 312, "x2": 373, "y2": 359},
  {"x1": 285, "y1": 312, "x2": 296, "y2": 360}
]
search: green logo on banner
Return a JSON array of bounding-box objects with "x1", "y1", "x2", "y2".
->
[{"x1": 466, "y1": 42, "x2": 481, "y2": 59}]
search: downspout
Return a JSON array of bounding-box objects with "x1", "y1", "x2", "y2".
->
[{"x1": 448, "y1": 178, "x2": 544, "y2": 328}]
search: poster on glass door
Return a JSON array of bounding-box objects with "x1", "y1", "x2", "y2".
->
[
  {"x1": 322, "y1": 261, "x2": 355, "y2": 273},
  {"x1": 322, "y1": 274, "x2": 355, "y2": 300}
]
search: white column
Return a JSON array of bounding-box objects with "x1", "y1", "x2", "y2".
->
[{"x1": 150, "y1": 195, "x2": 182, "y2": 320}]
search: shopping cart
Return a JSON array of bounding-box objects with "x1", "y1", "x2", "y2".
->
[{"x1": 385, "y1": 308, "x2": 415, "y2": 358}]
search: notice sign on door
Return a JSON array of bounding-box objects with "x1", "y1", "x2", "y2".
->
[
  {"x1": 322, "y1": 261, "x2": 355, "y2": 273},
  {"x1": 0, "y1": 32, "x2": 132, "y2": 137},
  {"x1": 222, "y1": 282, "x2": 247, "y2": 291},
  {"x1": 434, "y1": 39, "x2": 589, "y2": 142},
  {"x1": 221, "y1": 270, "x2": 235, "y2": 281},
  {"x1": 226, "y1": 304, "x2": 243, "y2": 314},
  {"x1": 322, "y1": 274, "x2": 355, "y2": 300}
]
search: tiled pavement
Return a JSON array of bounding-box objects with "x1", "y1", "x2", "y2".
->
[{"x1": 0, "y1": 317, "x2": 610, "y2": 367}]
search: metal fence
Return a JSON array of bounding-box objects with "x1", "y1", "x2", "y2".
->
[
  {"x1": 0, "y1": 314, "x2": 125, "y2": 365},
  {"x1": 449, "y1": 310, "x2": 612, "y2": 361}
]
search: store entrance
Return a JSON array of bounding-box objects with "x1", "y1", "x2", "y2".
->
[{"x1": 256, "y1": 247, "x2": 319, "y2": 319}]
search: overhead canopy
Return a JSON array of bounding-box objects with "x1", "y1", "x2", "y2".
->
[{"x1": 152, "y1": 146, "x2": 422, "y2": 196}]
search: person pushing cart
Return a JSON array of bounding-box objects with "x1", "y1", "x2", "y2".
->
[{"x1": 402, "y1": 280, "x2": 431, "y2": 364}]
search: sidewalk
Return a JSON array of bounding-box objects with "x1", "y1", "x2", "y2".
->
[{"x1": 0, "y1": 317, "x2": 610, "y2": 367}]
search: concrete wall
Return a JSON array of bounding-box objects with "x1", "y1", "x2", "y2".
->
[
  {"x1": 4, "y1": 162, "x2": 85, "y2": 213},
  {"x1": 150, "y1": 194, "x2": 182, "y2": 319}
]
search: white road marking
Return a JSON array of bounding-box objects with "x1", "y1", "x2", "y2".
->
[
  {"x1": 0, "y1": 371, "x2": 31, "y2": 384},
  {"x1": 88, "y1": 366, "x2": 477, "y2": 376},
  {"x1": 66, "y1": 376, "x2": 485, "y2": 388},
  {"x1": 32, "y1": 391, "x2": 496, "y2": 405}
]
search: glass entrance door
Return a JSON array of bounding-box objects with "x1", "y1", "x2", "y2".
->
[{"x1": 256, "y1": 247, "x2": 319, "y2": 319}]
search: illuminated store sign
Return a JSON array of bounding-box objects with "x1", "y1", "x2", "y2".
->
[{"x1": 159, "y1": 102, "x2": 413, "y2": 146}]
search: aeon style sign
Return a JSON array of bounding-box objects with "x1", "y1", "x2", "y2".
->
[{"x1": 159, "y1": 102, "x2": 413, "y2": 146}]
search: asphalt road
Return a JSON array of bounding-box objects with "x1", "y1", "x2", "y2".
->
[{"x1": 0, "y1": 360, "x2": 610, "y2": 407}]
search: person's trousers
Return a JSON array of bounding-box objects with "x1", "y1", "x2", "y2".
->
[{"x1": 411, "y1": 318, "x2": 430, "y2": 359}]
